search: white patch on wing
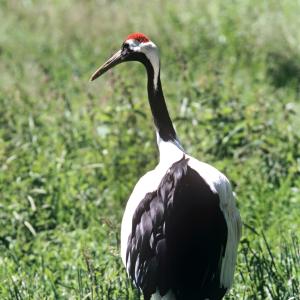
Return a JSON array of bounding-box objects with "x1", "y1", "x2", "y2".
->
[
  {"x1": 215, "y1": 177, "x2": 242, "y2": 289},
  {"x1": 121, "y1": 168, "x2": 160, "y2": 265}
]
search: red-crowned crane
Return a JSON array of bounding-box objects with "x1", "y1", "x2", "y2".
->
[{"x1": 90, "y1": 33, "x2": 242, "y2": 300}]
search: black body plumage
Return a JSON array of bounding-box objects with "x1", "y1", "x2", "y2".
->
[{"x1": 126, "y1": 157, "x2": 228, "y2": 300}]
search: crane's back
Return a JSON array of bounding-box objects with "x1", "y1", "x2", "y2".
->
[{"x1": 125, "y1": 157, "x2": 228, "y2": 300}]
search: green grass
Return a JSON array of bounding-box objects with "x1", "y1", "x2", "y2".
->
[{"x1": 0, "y1": 1, "x2": 300, "y2": 299}]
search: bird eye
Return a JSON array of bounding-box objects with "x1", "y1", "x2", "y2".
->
[{"x1": 122, "y1": 43, "x2": 130, "y2": 50}]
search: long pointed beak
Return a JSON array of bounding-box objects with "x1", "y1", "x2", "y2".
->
[{"x1": 90, "y1": 49, "x2": 123, "y2": 81}]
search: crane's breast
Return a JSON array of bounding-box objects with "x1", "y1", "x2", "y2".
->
[{"x1": 123, "y1": 156, "x2": 233, "y2": 300}]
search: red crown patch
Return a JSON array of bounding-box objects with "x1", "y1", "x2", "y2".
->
[{"x1": 126, "y1": 32, "x2": 150, "y2": 43}]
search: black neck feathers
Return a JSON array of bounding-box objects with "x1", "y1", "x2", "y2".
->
[
  {"x1": 134, "y1": 53, "x2": 178, "y2": 143},
  {"x1": 147, "y1": 70, "x2": 177, "y2": 142}
]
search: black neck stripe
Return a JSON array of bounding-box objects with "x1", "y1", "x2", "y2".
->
[{"x1": 128, "y1": 52, "x2": 179, "y2": 143}]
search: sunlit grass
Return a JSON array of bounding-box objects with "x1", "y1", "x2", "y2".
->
[{"x1": 0, "y1": 1, "x2": 299, "y2": 299}]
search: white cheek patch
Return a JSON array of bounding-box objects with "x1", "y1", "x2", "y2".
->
[
  {"x1": 126, "y1": 39, "x2": 160, "y2": 90},
  {"x1": 140, "y1": 42, "x2": 160, "y2": 90},
  {"x1": 126, "y1": 39, "x2": 141, "y2": 51}
]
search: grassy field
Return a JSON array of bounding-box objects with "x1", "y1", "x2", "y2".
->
[{"x1": 0, "y1": 0, "x2": 300, "y2": 299}]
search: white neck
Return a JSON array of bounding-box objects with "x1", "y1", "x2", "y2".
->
[
  {"x1": 156, "y1": 133, "x2": 185, "y2": 167},
  {"x1": 142, "y1": 45, "x2": 160, "y2": 90}
]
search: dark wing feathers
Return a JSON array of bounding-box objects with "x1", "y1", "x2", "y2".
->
[{"x1": 126, "y1": 156, "x2": 228, "y2": 300}]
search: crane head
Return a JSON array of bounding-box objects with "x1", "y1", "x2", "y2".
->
[{"x1": 90, "y1": 32, "x2": 159, "y2": 81}]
